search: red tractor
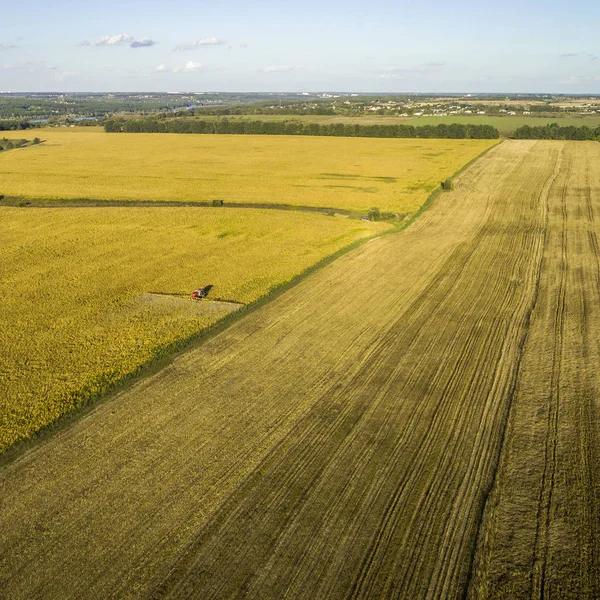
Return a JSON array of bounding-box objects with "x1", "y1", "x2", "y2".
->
[{"x1": 191, "y1": 285, "x2": 213, "y2": 300}]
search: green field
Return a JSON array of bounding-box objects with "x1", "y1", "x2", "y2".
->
[
  {"x1": 165, "y1": 112, "x2": 600, "y2": 136},
  {"x1": 405, "y1": 114, "x2": 600, "y2": 135},
  {"x1": 183, "y1": 113, "x2": 415, "y2": 125}
]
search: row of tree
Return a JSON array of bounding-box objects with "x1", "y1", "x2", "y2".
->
[
  {"x1": 0, "y1": 120, "x2": 39, "y2": 131},
  {"x1": 0, "y1": 137, "x2": 38, "y2": 151},
  {"x1": 513, "y1": 123, "x2": 600, "y2": 140},
  {"x1": 104, "y1": 118, "x2": 500, "y2": 139}
]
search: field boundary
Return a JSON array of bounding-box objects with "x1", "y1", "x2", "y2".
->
[
  {"x1": 0, "y1": 141, "x2": 500, "y2": 466},
  {"x1": 0, "y1": 195, "x2": 358, "y2": 216},
  {"x1": 147, "y1": 292, "x2": 245, "y2": 307},
  {"x1": 0, "y1": 142, "x2": 500, "y2": 217},
  {"x1": 398, "y1": 139, "x2": 503, "y2": 232}
]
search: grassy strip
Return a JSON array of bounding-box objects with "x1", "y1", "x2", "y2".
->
[
  {"x1": 0, "y1": 228, "x2": 388, "y2": 465},
  {"x1": 0, "y1": 195, "x2": 357, "y2": 216},
  {"x1": 0, "y1": 141, "x2": 500, "y2": 465},
  {"x1": 396, "y1": 140, "x2": 503, "y2": 233}
]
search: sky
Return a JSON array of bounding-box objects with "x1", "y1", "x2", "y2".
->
[{"x1": 1, "y1": 0, "x2": 600, "y2": 93}]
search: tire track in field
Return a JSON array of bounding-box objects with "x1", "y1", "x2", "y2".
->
[
  {"x1": 456, "y1": 143, "x2": 564, "y2": 600},
  {"x1": 581, "y1": 149, "x2": 600, "y2": 596},
  {"x1": 316, "y1": 145, "x2": 560, "y2": 600},
  {"x1": 467, "y1": 142, "x2": 600, "y2": 600},
  {"x1": 562, "y1": 144, "x2": 600, "y2": 599},
  {"x1": 348, "y1": 167, "x2": 553, "y2": 600},
  {"x1": 0, "y1": 141, "x2": 519, "y2": 600},
  {"x1": 148, "y1": 143, "x2": 562, "y2": 600},
  {"x1": 149, "y1": 233, "x2": 494, "y2": 599},
  {"x1": 531, "y1": 147, "x2": 570, "y2": 599},
  {"x1": 3, "y1": 141, "x2": 596, "y2": 600}
]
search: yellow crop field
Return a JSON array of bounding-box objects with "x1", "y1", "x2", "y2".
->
[
  {"x1": 0, "y1": 127, "x2": 497, "y2": 213},
  {"x1": 0, "y1": 206, "x2": 387, "y2": 452},
  {"x1": 3, "y1": 141, "x2": 599, "y2": 599}
]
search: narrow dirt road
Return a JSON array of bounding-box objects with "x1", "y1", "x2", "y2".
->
[{"x1": 1, "y1": 141, "x2": 598, "y2": 599}]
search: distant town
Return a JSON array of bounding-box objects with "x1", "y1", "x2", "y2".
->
[{"x1": 1, "y1": 92, "x2": 599, "y2": 125}]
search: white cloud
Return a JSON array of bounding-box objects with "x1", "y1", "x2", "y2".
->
[
  {"x1": 79, "y1": 34, "x2": 157, "y2": 48},
  {"x1": 258, "y1": 65, "x2": 302, "y2": 73},
  {"x1": 130, "y1": 37, "x2": 158, "y2": 48},
  {"x1": 84, "y1": 34, "x2": 133, "y2": 46},
  {"x1": 178, "y1": 61, "x2": 204, "y2": 73},
  {"x1": 156, "y1": 61, "x2": 205, "y2": 73},
  {"x1": 54, "y1": 71, "x2": 77, "y2": 82},
  {"x1": 0, "y1": 43, "x2": 17, "y2": 51},
  {"x1": 174, "y1": 38, "x2": 225, "y2": 51},
  {"x1": 560, "y1": 52, "x2": 598, "y2": 61}
]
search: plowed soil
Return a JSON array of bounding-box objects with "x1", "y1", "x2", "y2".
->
[{"x1": 0, "y1": 140, "x2": 598, "y2": 599}]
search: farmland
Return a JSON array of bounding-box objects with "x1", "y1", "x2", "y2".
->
[
  {"x1": 1, "y1": 140, "x2": 598, "y2": 598},
  {"x1": 170, "y1": 113, "x2": 600, "y2": 136},
  {"x1": 405, "y1": 114, "x2": 600, "y2": 136},
  {"x1": 0, "y1": 128, "x2": 496, "y2": 213},
  {"x1": 0, "y1": 207, "x2": 388, "y2": 451}
]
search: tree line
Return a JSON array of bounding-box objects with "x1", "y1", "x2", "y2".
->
[
  {"x1": 0, "y1": 120, "x2": 39, "y2": 131},
  {"x1": 104, "y1": 118, "x2": 500, "y2": 139},
  {"x1": 0, "y1": 137, "x2": 39, "y2": 151},
  {"x1": 513, "y1": 123, "x2": 600, "y2": 140}
]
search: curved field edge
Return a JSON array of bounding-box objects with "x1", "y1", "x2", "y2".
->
[
  {"x1": 0, "y1": 140, "x2": 500, "y2": 217},
  {"x1": 0, "y1": 139, "x2": 562, "y2": 600},
  {"x1": 0, "y1": 209, "x2": 389, "y2": 458},
  {"x1": 145, "y1": 140, "x2": 599, "y2": 600},
  {"x1": 0, "y1": 142, "x2": 496, "y2": 463},
  {"x1": 0, "y1": 129, "x2": 498, "y2": 214},
  {"x1": 4, "y1": 141, "x2": 596, "y2": 599},
  {"x1": 0, "y1": 196, "x2": 357, "y2": 216}
]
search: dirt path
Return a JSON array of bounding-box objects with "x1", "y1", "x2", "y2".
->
[{"x1": 1, "y1": 141, "x2": 598, "y2": 599}]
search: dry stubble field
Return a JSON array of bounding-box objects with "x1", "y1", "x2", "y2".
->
[{"x1": 1, "y1": 140, "x2": 598, "y2": 599}]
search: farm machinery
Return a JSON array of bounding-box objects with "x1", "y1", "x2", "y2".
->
[{"x1": 191, "y1": 285, "x2": 213, "y2": 300}]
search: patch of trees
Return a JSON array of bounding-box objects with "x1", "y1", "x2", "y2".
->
[
  {"x1": 187, "y1": 103, "x2": 337, "y2": 117},
  {"x1": 104, "y1": 118, "x2": 500, "y2": 139},
  {"x1": 513, "y1": 123, "x2": 600, "y2": 140},
  {"x1": 0, "y1": 137, "x2": 32, "y2": 151},
  {"x1": 0, "y1": 120, "x2": 37, "y2": 131},
  {"x1": 527, "y1": 104, "x2": 565, "y2": 113}
]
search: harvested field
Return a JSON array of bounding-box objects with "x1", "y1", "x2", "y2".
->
[
  {"x1": 140, "y1": 294, "x2": 244, "y2": 313},
  {"x1": 1, "y1": 140, "x2": 598, "y2": 599},
  {"x1": 0, "y1": 127, "x2": 496, "y2": 213}
]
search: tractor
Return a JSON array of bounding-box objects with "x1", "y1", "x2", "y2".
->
[{"x1": 191, "y1": 284, "x2": 213, "y2": 300}]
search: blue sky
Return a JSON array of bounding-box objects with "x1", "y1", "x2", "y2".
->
[{"x1": 1, "y1": 0, "x2": 600, "y2": 93}]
